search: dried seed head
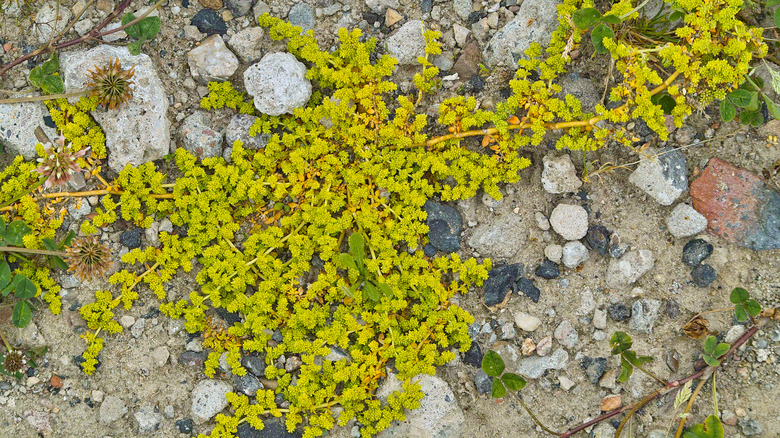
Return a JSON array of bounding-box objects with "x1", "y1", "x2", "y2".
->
[
  {"x1": 34, "y1": 135, "x2": 89, "y2": 189},
  {"x1": 66, "y1": 236, "x2": 113, "y2": 281},
  {"x1": 3, "y1": 349, "x2": 27, "y2": 374},
  {"x1": 86, "y1": 58, "x2": 135, "y2": 110}
]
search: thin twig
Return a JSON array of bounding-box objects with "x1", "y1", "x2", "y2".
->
[{"x1": 674, "y1": 370, "x2": 711, "y2": 437}]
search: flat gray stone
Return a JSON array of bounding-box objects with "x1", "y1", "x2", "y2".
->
[
  {"x1": 191, "y1": 379, "x2": 231, "y2": 424},
  {"x1": 629, "y1": 147, "x2": 688, "y2": 206},
  {"x1": 0, "y1": 102, "x2": 58, "y2": 159},
  {"x1": 385, "y1": 20, "x2": 426, "y2": 66},
  {"x1": 629, "y1": 299, "x2": 662, "y2": 334},
  {"x1": 134, "y1": 405, "x2": 162, "y2": 433},
  {"x1": 606, "y1": 250, "x2": 655, "y2": 290},
  {"x1": 244, "y1": 53, "x2": 312, "y2": 116},
  {"x1": 227, "y1": 27, "x2": 265, "y2": 63},
  {"x1": 516, "y1": 348, "x2": 569, "y2": 379},
  {"x1": 467, "y1": 212, "x2": 525, "y2": 260},
  {"x1": 666, "y1": 203, "x2": 708, "y2": 238},
  {"x1": 99, "y1": 395, "x2": 127, "y2": 424},
  {"x1": 483, "y1": 0, "x2": 561, "y2": 68}
]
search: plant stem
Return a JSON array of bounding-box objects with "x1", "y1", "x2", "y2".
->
[
  {"x1": 0, "y1": 179, "x2": 44, "y2": 210},
  {"x1": 620, "y1": 0, "x2": 653, "y2": 20},
  {"x1": 634, "y1": 363, "x2": 668, "y2": 385},
  {"x1": 0, "y1": 90, "x2": 90, "y2": 105},
  {"x1": 674, "y1": 370, "x2": 710, "y2": 437},
  {"x1": 0, "y1": 246, "x2": 67, "y2": 257},
  {"x1": 517, "y1": 398, "x2": 562, "y2": 436}
]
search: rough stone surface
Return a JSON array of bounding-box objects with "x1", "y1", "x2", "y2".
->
[
  {"x1": 234, "y1": 373, "x2": 263, "y2": 396},
  {"x1": 517, "y1": 278, "x2": 541, "y2": 302},
  {"x1": 225, "y1": 0, "x2": 253, "y2": 16},
  {"x1": 553, "y1": 320, "x2": 578, "y2": 349},
  {"x1": 534, "y1": 259, "x2": 560, "y2": 280},
  {"x1": 473, "y1": 370, "x2": 492, "y2": 394},
  {"x1": 385, "y1": 20, "x2": 426, "y2": 65},
  {"x1": 682, "y1": 239, "x2": 713, "y2": 267},
  {"x1": 425, "y1": 200, "x2": 462, "y2": 253},
  {"x1": 191, "y1": 9, "x2": 227, "y2": 35},
  {"x1": 467, "y1": 213, "x2": 524, "y2": 260},
  {"x1": 606, "y1": 250, "x2": 655, "y2": 290},
  {"x1": 179, "y1": 111, "x2": 223, "y2": 159},
  {"x1": 0, "y1": 102, "x2": 58, "y2": 159},
  {"x1": 691, "y1": 264, "x2": 717, "y2": 287},
  {"x1": 544, "y1": 244, "x2": 563, "y2": 264},
  {"x1": 483, "y1": 0, "x2": 561, "y2": 68},
  {"x1": 562, "y1": 241, "x2": 589, "y2": 269},
  {"x1": 225, "y1": 114, "x2": 270, "y2": 150},
  {"x1": 34, "y1": 2, "x2": 72, "y2": 43},
  {"x1": 666, "y1": 203, "x2": 708, "y2": 238},
  {"x1": 377, "y1": 374, "x2": 465, "y2": 438},
  {"x1": 61, "y1": 45, "x2": 170, "y2": 172},
  {"x1": 514, "y1": 312, "x2": 541, "y2": 331},
  {"x1": 244, "y1": 53, "x2": 312, "y2": 116},
  {"x1": 541, "y1": 154, "x2": 582, "y2": 194},
  {"x1": 134, "y1": 405, "x2": 162, "y2": 433},
  {"x1": 483, "y1": 264, "x2": 522, "y2": 307},
  {"x1": 690, "y1": 157, "x2": 780, "y2": 250},
  {"x1": 582, "y1": 357, "x2": 607, "y2": 384},
  {"x1": 462, "y1": 342, "x2": 482, "y2": 368},
  {"x1": 608, "y1": 303, "x2": 632, "y2": 322},
  {"x1": 187, "y1": 35, "x2": 239, "y2": 83},
  {"x1": 227, "y1": 27, "x2": 265, "y2": 63},
  {"x1": 549, "y1": 204, "x2": 588, "y2": 240},
  {"x1": 515, "y1": 348, "x2": 569, "y2": 379},
  {"x1": 288, "y1": 2, "x2": 316, "y2": 31},
  {"x1": 629, "y1": 147, "x2": 688, "y2": 206},
  {"x1": 99, "y1": 395, "x2": 127, "y2": 424},
  {"x1": 559, "y1": 73, "x2": 600, "y2": 112},
  {"x1": 629, "y1": 299, "x2": 662, "y2": 334},
  {"x1": 191, "y1": 379, "x2": 232, "y2": 424}
]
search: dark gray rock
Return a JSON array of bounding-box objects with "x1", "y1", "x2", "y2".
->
[
  {"x1": 581, "y1": 357, "x2": 607, "y2": 384},
  {"x1": 462, "y1": 342, "x2": 482, "y2": 368},
  {"x1": 421, "y1": 0, "x2": 433, "y2": 13},
  {"x1": 682, "y1": 239, "x2": 713, "y2": 267},
  {"x1": 120, "y1": 229, "x2": 142, "y2": 249},
  {"x1": 483, "y1": 264, "x2": 522, "y2": 307},
  {"x1": 234, "y1": 373, "x2": 263, "y2": 396},
  {"x1": 535, "y1": 259, "x2": 560, "y2": 279},
  {"x1": 423, "y1": 243, "x2": 437, "y2": 257},
  {"x1": 474, "y1": 370, "x2": 492, "y2": 394},
  {"x1": 192, "y1": 9, "x2": 227, "y2": 35},
  {"x1": 237, "y1": 419, "x2": 302, "y2": 438},
  {"x1": 738, "y1": 419, "x2": 763, "y2": 436},
  {"x1": 225, "y1": 0, "x2": 253, "y2": 17},
  {"x1": 691, "y1": 264, "x2": 717, "y2": 287},
  {"x1": 608, "y1": 303, "x2": 631, "y2": 322},
  {"x1": 516, "y1": 278, "x2": 540, "y2": 303},
  {"x1": 288, "y1": 3, "x2": 315, "y2": 31},
  {"x1": 178, "y1": 351, "x2": 208, "y2": 368},
  {"x1": 424, "y1": 200, "x2": 462, "y2": 253},
  {"x1": 176, "y1": 419, "x2": 193, "y2": 434},
  {"x1": 586, "y1": 225, "x2": 611, "y2": 256}
]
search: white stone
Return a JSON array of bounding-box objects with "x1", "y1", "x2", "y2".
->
[
  {"x1": 34, "y1": 2, "x2": 72, "y2": 44},
  {"x1": 61, "y1": 45, "x2": 170, "y2": 172},
  {"x1": 516, "y1": 348, "x2": 568, "y2": 379},
  {"x1": 99, "y1": 395, "x2": 127, "y2": 424},
  {"x1": 514, "y1": 312, "x2": 541, "y2": 331},
  {"x1": 191, "y1": 380, "x2": 232, "y2": 424},
  {"x1": 606, "y1": 250, "x2": 655, "y2": 290},
  {"x1": 483, "y1": 0, "x2": 561, "y2": 68},
  {"x1": 544, "y1": 244, "x2": 563, "y2": 264},
  {"x1": 385, "y1": 20, "x2": 426, "y2": 65},
  {"x1": 562, "y1": 241, "x2": 589, "y2": 268},
  {"x1": 453, "y1": 23, "x2": 470, "y2": 47},
  {"x1": 0, "y1": 101, "x2": 58, "y2": 159},
  {"x1": 244, "y1": 52, "x2": 312, "y2": 116},
  {"x1": 542, "y1": 154, "x2": 582, "y2": 194},
  {"x1": 666, "y1": 203, "x2": 708, "y2": 238},
  {"x1": 188, "y1": 35, "x2": 239, "y2": 83},
  {"x1": 549, "y1": 204, "x2": 588, "y2": 240}
]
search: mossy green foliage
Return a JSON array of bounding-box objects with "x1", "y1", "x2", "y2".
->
[{"x1": 45, "y1": 96, "x2": 107, "y2": 158}]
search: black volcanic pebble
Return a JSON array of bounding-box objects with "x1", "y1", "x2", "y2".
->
[
  {"x1": 608, "y1": 303, "x2": 631, "y2": 322},
  {"x1": 516, "y1": 278, "x2": 541, "y2": 303},
  {"x1": 586, "y1": 225, "x2": 611, "y2": 255},
  {"x1": 691, "y1": 264, "x2": 717, "y2": 287},
  {"x1": 119, "y1": 228, "x2": 142, "y2": 249},
  {"x1": 462, "y1": 342, "x2": 483, "y2": 368},
  {"x1": 682, "y1": 239, "x2": 713, "y2": 267},
  {"x1": 535, "y1": 259, "x2": 560, "y2": 279},
  {"x1": 483, "y1": 264, "x2": 523, "y2": 306},
  {"x1": 192, "y1": 9, "x2": 227, "y2": 35}
]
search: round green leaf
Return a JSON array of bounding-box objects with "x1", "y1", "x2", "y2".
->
[
  {"x1": 720, "y1": 99, "x2": 736, "y2": 122},
  {"x1": 363, "y1": 282, "x2": 379, "y2": 302},
  {"x1": 734, "y1": 304, "x2": 748, "y2": 322},
  {"x1": 591, "y1": 23, "x2": 614, "y2": 54},
  {"x1": 712, "y1": 343, "x2": 729, "y2": 359},
  {"x1": 703, "y1": 354, "x2": 720, "y2": 367},
  {"x1": 651, "y1": 93, "x2": 676, "y2": 114},
  {"x1": 728, "y1": 89, "x2": 753, "y2": 107},
  {"x1": 12, "y1": 301, "x2": 32, "y2": 328},
  {"x1": 609, "y1": 331, "x2": 632, "y2": 354},
  {"x1": 14, "y1": 276, "x2": 37, "y2": 299},
  {"x1": 491, "y1": 377, "x2": 507, "y2": 398},
  {"x1": 598, "y1": 14, "x2": 621, "y2": 24},
  {"x1": 572, "y1": 8, "x2": 601, "y2": 29},
  {"x1": 738, "y1": 109, "x2": 763, "y2": 126},
  {"x1": 5, "y1": 220, "x2": 31, "y2": 246},
  {"x1": 703, "y1": 335, "x2": 717, "y2": 354},
  {"x1": 0, "y1": 261, "x2": 11, "y2": 290},
  {"x1": 729, "y1": 287, "x2": 749, "y2": 304},
  {"x1": 481, "y1": 350, "x2": 505, "y2": 377},
  {"x1": 743, "y1": 299, "x2": 761, "y2": 317},
  {"x1": 618, "y1": 357, "x2": 633, "y2": 383},
  {"x1": 501, "y1": 372, "x2": 526, "y2": 391}
]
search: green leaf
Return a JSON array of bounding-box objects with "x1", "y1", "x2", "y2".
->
[
  {"x1": 12, "y1": 301, "x2": 32, "y2": 328},
  {"x1": 377, "y1": 282, "x2": 393, "y2": 297},
  {"x1": 501, "y1": 372, "x2": 526, "y2": 391},
  {"x1": 128, "y1": 41, "x2": 143, "y2": 56},
  {"x1": 0, "y1": 261, "x2": 10, "y2": 291},
  {"x1": 42, "y1": 238, "x2": 58, "y2": 252},
  {"x1": 703, "y1": 354, "x2": 720, "y2": 367},
  {"x1": 651, "y1": 93, "x2": 676, "y2": 114},
  {"x1": 734, "y1": 304, "x2": 748, "y2": 322},
  {"x1": 338, "y1": 253, "x2": 358, "y2": 272},
  {"x1": 730, "y1": 287, "x2": 749, "y2": 304},
  {"x1": 775, "y1": 8, "x2": 780, "y2": 28},
  {"x1": 39, "y1": 75, "x2": 64, "y2": 95},
  {"x1": 738, "y1": 109, "x2": 763, "y2": 126},
  {"x1": 720, "y1": 99, "x2": 736, "y2": 122},
  {"x1": 363, "y1": 282, "x2": 379, "y2": 302},
  {"x1": 762, "y1": 95, "x2": 780, "y2": 120},
  {"x1": 683, "y1": 415, "x2": 725, "y2": 438},
  {"x1": 572, "y1": 8, "x2": 601, "y2": 29},
  {"x1": 703, "y1": 335, "x2": 717, "y2": 354},
  {"x1": 481, "y1": 350, "x2": 505, "y2": 377},
  {"x1": 5, "y1": 220, "x2": 31, "y2": 246},
  {"x1": 599, "y1": 14, "x2": 621, "y2": 24},
  {"x1": 745, "y1": 91, "x2": 760, "y2": 111},
  {"x1": 743, "y1": 299, "x2": 761, "y2": 317},
  {"x1": 728, "y1": 89, "x2": 753, "y2": 107},
  {"x1": 14, "y1": 276, "x2": 36, "y2": 299},
  {"x1": 50, "y1": 256, "x2": 69, "y2": 271},
  {"x1": 0, "y1": 217, "x2": 6, "y2": 235},
  {"x1": 349, "y1": 232, "x2": 365, "y2": 268},
  {"x1": 712, "y1": 343, "x2": 729, "y2": 359},
  {"x1": 137, "y1": 16, "x2": 161, "y2": 40},
  {"x1": 122, "y1": 13, "x2": 140, "y2": 37},
  {"x1": 591, "y1": 23, "x2": 614, "y2": 54},
  {"x1": 490, "y1": 377, "x2": 507, "y2": 398},
  {"x1": 769, "y1": 0, "x2": 780, "y2": 7},
  {"x1": 624, "y1": 350, "x2": 654, "y2": 367},
  {"x1": 668, "y1": 11, "x2": 684, "y2": 21},
  {"x1": 618, "y1": 357, "x2": 633, "y2": 383},
  {"x1": 610, "y1": 331, "x2": 632, "y2": 354},
  {"x1": 61, "y1": 230, "x2": 76, "y2": 248}
]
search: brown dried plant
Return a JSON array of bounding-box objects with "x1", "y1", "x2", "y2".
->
[{"x1": 86, "y1": 58, "x2": 135, "y2": 110}]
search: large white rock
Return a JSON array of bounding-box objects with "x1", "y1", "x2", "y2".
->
[
  {"x1": 191, "y1": 379, "x2": 231, "y2": 424},
  {"x1": 244, "y1": 52, "x2": 312, "y2": 116},
  {"x1": 385, "y1": 20, "x2": 426, "y2": 66},
  {"x1": 60, "y1": 45, "x2": 170, "y2": 172},
  {"x1": 187, "y1": 35, "x2": 239, "y2": 83},
  {"x1": 34, "y1": 1, "x2": 72, "y2": 44},
  {"x1": 549, "y1": 203, "x2": 588, "y2": 240},
  {"x1": 0, "y1": 102, "x2": 58, "y2": 159},
  {"x1": 542, "y1": 153, "x2": 582, "y2": 194},
  {"x1": 483, "y1": 0, "x2": 561, "y2": 68}
]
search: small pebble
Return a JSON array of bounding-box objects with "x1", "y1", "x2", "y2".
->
[
  {"x1": 682, "y1": 239, "x2": 713, "y2": 267},
  {"x1": 608, "y1": 303, "x2": 631, "y2": 322},
  {"x1": 535, "y1": 259, "x2": 560, "y2": 279},
  {"x1": 691, "y1": 264, "x2": 717, "y2": 287}
]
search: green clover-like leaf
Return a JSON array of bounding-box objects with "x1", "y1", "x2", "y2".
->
[
  {"x1": 12, "y1": 300, "x2": 32, "y2": 328},
  {"x1": 743, "y1": 299, "x2": 761, "y2": 317},
  {"x1": 491, "y1": 377, "x2": 507, "y2": 398},
  {"x1": 0, "y1": 261, "x2": 11, "y2": 291},
  {"x1": 739, "y1": 109, "x2": 764, "y2": 126},
  {"x1": 618, "y1": 356, "x2": 634, "y2": 383},
  {"x1": 598, "y1": 14, "x2": 621, "y2": 24},
  {"x1": 14, "y1": 276, "x2": 36, "y2": 300},
  {"x1": 4, "y1": 220, "x2": 31, "y2": 246},
  {"x1": 683, "y1": 414, "x2": 725, "y2": 438},
  {"x1": 610, "y1": 331, "x2": 632, "y2": 354},
  {"x1": 703, "y1": 335, "x2": 717, "y2": 355},
  {"x1": 363, "y1": 282, "x2": 379, "y2": 302},
  {"x1": 482, "y1": 350, "x2": 505, "y2": 377},
  {"x1": 712, "y1": 343, "x2": 729, "y2": 359},
  {"x1": 591, "y1": 23, "x2": 614, "y2": 54},
  {"x1": 572, "y1": 8, "x2": 601, "y2": 29},
  {"x1": 703, "y1": 354, "x2": 720, "y2": 367},
  {"x1": 720, "y1": 99, "x2": 736, "y2": 122},
  {"x1": 728, "y1": 89, "x2": 753, "y2": 107},
  {"x1": 501, "y1": 372, "x2": 526, "y2": 391},
  {"x1": 734, "y1": 304, "x2": 748, "y2": 322},
  {"x1": 730, "y1": 287, "x2": 749, "y2": 304}
]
